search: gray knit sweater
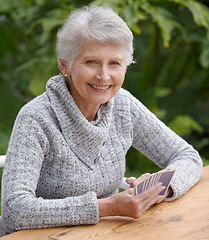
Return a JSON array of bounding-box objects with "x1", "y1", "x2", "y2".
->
[{"x1": 2, "y1": 74, "x2": 202, "y2": 232}]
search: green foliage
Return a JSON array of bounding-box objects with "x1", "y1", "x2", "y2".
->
[
  {"x1": 168, "y1": 115, "x2": 204, "y2": 136},
  {"x1": 0, "y1": 0, "x2": 209, "y2": 174},
  {"x1": 0, "y1": 0, "x2": 74, "y2": 153}
]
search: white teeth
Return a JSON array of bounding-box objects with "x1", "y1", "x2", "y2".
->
[{"x1": 88, "y1": 83, "x2": 110, "y2": 90}]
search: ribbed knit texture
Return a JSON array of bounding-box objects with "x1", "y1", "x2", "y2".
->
[{"x1": 1, "y1": 74, "x2": 202, "y2": 232}]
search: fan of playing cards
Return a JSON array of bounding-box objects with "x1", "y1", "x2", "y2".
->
[{"x1": 133, "y1": 169, "x2": 175, "y2": 196}]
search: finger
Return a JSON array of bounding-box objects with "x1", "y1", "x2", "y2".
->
[
  {"x1": 155, "y1": 195, "x2": 166, "y2": 204},
  {"x1": 165, "y1": 186, "x2": 173, "y2": 198},
  {"x1": 126, "y1": 177, "x2": 136, "y2": 185},
  {"x1": 127, "y1": 183, "x2": 165, "y2": 218},
  {"x1": 131, "y1": 173, "x2": 151, "y2": 188},
  {"x1": 138, "y1": 182, "x2": 165, "y2": 202},
  {"x1": 140, "y1": 183, "x2": 166, "y2": 212},
  {"x1": 139, "y1": 173, "x2": 151, "y2": 182},
  {"x1": 130, "y1": 184, "x2": 165, "y2": 218},
  {"x1": 124, "y1": 187, "x2": 134, "y2": 195},
  {"x1": 146, "y1": 183, "x2": 166, "y2": 204},
  {"x1": 155, "y1": 186, "x2": 172, "y2": 204}
]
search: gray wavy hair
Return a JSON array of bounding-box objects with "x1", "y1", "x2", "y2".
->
[{"x1": 56, "y1": 6, "x2": 134, "y2": 68}]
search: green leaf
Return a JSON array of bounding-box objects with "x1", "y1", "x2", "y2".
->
[
  {"x1": 90, "y1": 0, "x2": 122, "y2": 9},
  {"x1": 0, "y1": 129, "x2": 10, "y2": 154},
  {"x1": 123, "y1": 1, "x2": 148, "y2": 34},
  {"x1": 140, "y1": 3, "x2": 187, "y2": 47},
  {"x1": 168, "y1": 115, "x2": 204, "y2": 136},
  {"x1": 0, "y1": 82, "x2": 23, "y2": 137},
  {"x1": 41, "y1": 9, "x2": 69, "y2": 32},
  {"x1": 155, "y1": 87, "x2": 172, "y2": 98},
  {"x1": 172, "y1": 0, "x2": 209, "y2": 39},
  {"x1": 199, "y1": 40, "x2": 209, "y2": 68}
]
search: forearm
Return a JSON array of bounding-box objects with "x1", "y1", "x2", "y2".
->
[
  {"x1": 2, "y1": 191, "x2": 99, "y2": 232},
  {"x1": 132, "y1": 104, "x2": 203, "y2": 200}
]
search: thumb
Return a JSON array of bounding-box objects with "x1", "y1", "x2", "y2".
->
[{"x1": 126, "y1": 177, "x2": 136, "y2": 185}]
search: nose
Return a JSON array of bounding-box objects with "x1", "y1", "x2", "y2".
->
[{"x1": 97, "y1": 65, "x2": 110, "y2": 81}]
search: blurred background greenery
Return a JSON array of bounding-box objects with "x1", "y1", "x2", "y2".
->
[{"x1": 0, "y1": 0, "x2": 209, "y2": 179}]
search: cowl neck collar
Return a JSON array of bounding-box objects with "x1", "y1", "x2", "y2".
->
[{"x1": 46, "y1": 74, "x2": 113, "y2": 169}]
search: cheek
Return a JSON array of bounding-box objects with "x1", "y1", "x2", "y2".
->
[
  {"x1": 71, "y1": 68, "x2": 87, "y2": 84},
  {"x1": 78, "y1": 66, "x2": 96, "y2": 80},
  {"x1": 115, "y1": 71, "x2": 125, "y2": 85}
]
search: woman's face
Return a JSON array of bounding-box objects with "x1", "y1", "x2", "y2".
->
[{"x1": 66, "y1": 41, "x2": 126, "y2": 112}]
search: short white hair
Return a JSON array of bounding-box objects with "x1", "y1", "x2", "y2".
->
[{"x1": 56, "y1": 6, "x2": 134, "y2": 68}]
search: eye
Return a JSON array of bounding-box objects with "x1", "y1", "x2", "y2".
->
[
  {"x1": 86, "y1": 60, "x2": 96, "y2": 64},
  {"x1": 110, "y1": 61, "x2": 120, "y2": 65}
]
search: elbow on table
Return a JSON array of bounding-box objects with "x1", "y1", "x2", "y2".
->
[{"x1": 2, "y1": 199, "x2": 33, "y2": 232}]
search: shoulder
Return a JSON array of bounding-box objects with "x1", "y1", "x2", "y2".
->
[
  {"x1": 113, "y1": 88, "x2": 159, "y2": 126},
  {"x1": 19, "y1": 93, "x2": 50, "y2": 118},
  {"x1": 16, "y1": 92, "x2": 56, "y2": 129},
  {"x1": 113, "y1": 88, "x2": 147, "y2": 113}
]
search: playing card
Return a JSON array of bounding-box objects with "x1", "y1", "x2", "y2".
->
[
  {"x1": 158, "y1": 170, "x2": 175, "y2": 196},
  {"x1": 134, "y1": 169, "x2": 175, "y2": 196},
  {"x1": 146, "y1": 175, "x2": 152, "y2": 190},
  {"x1": 143, "y1": 177, "x2": 148, "y2": 192},
  {"x1": 134, "y1": 180, "x2": 144, "y2": 195}
]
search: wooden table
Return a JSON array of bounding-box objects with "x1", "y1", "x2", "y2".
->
[{"x1": 2, "y1": 165, "x2": 209, "y2": 240}]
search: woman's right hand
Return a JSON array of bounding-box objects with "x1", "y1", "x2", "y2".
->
[
  {"x1": 126, "y1": 173, "x2": 151, "y2": 188},
  {"x1": 98, "y1": 182, "x2": 165, "y2": 219}
]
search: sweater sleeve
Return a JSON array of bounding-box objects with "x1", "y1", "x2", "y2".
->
[
  {"x1": 1, "y1": 111, "x2": 99, "y2": 232},
  {"x1": 129, "y1": 97, "x2": 203, "y2": 201}
]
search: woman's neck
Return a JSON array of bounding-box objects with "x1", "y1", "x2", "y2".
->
[{"x1": 78, "y1": 104, "x2": 100, "y2": 122}]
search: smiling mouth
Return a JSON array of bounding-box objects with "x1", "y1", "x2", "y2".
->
[{"x1": 88, "y1": 83, "x2": 111, "y2": 90}]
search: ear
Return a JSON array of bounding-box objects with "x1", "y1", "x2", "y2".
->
[{"x1": 59, "y1": 58, "x2": 71, "y2": 77}]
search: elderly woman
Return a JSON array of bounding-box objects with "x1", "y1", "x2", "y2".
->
[{"x1": 1, "y1": 6, "x2": 202, "y2": 234}]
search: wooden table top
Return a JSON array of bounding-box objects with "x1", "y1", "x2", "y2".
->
[{"x1": 2, "y1": 165, "x2": 209, "y2": 240}]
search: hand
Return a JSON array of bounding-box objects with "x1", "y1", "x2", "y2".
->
[
  {"x1": 155, "y1": 186, "x2": 174, "y2": 203},
  {"x1": 98, "y1": 182, "x2": 165, "y2": 219},
  {"x1": 126, "y1": 174, "x2": 173, "y2": 204},
  {"x1": 126, "y1": 173, "x2": 152, "y2": 188}
]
